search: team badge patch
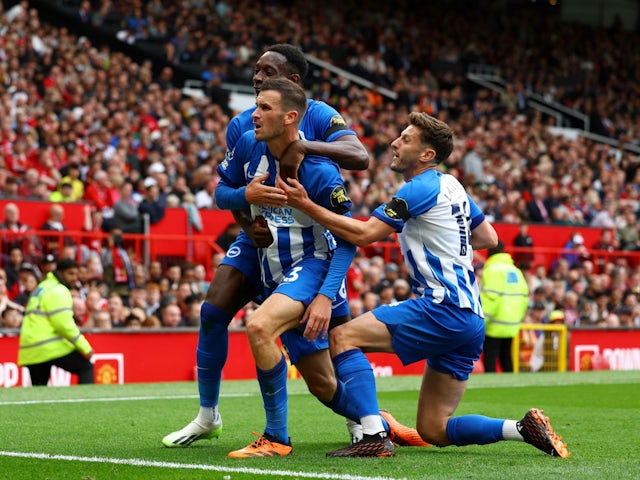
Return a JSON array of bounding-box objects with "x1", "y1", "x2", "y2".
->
[
  {"x1": 383, "y1": 197, "x2": 410, "y2": 221},
  {"x1": 226, "y1": 246, "x2": 241, "y2": 258},
  {"x1": 330, "y1": 185, "x2": 350, "y2": 207},
  {"x1": 330, "y1": 116, "x2": 347, "y2": 127}
]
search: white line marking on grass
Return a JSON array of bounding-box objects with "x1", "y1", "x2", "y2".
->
[
  {"x1": 0, "y1": 451, "x2": 406, "y2": 480},
  {"x1": 0, "y1": 393, "x2": 251, "y2": 406}
]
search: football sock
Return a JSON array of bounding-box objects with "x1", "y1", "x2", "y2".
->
[
  {"x1": 196, "y1": 406, "x2": 218, "y2": 425},
  {"x1": 196, "y1": 302, "x2": 233, "y2": 408},
  {"x1": 502, "y1": 420, "x2": 524, "y2": 441},
  {"x1": 257, "y1": 354, "x2": 289, "y2": 443},
  {"x1": 321, "y1": 378, "x2": 359, "y2": 422},
  {"x1": 445, "y1": 415, "x2": 506, "y2": 446},
  {"x1": 333, "y1": 349, "x2": 381, "y2": 435}
]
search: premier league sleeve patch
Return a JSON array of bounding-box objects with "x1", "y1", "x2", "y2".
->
[
  {"x1": 324, "y1": 115, "x2": 349, "y2": 138},
  {"x1": 383, "y1": 197, "x2": 410, "y2": 221},
  {"x1": 329, "y1": 185, "x2": 351, "y2": 213},
  {"x1": 330, "y1": 185, "x2": 350, "y2": 207}
]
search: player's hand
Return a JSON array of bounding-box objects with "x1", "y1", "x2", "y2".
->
[
  {"x1": 245, "y1": 173, "x2": 287, "y2": 207},
  {"x1": 301, "y1": 294, "x2": 332, "y2": 342},
  {"x1": 82, "y1": 349, "x2": 94, "y2": 361},
  {"x1": 247, "y1": 215, "x2": 273, "y2": 248},
  {"x1": 276, "y1": 176, "x2": 309, "y2": 210},
  {"x1": 279, "y1": 139, "x2": 305, "y2": 180}
]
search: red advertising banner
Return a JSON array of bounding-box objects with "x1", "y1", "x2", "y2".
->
[
  {"x1": 568, "y1": 329, "x2": 640, "y2": 371},
  {"x1": 2, "y1": 328, "x2": 638, "y2": 387},
  {"x1": 0, "y1": 331, "x2": 425, "y2": 388}
]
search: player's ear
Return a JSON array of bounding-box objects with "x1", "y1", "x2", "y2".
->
[
  {"x1": 288, "y1": 73, "x2": 301, "y2": 85},
  {"x1": 284, "y1": 109, "x2": 298, "y2": 126},
  {"x1": 420, "y1": 147, "x2": 436, "y2": 163}
]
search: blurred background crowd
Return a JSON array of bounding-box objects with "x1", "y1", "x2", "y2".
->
[{"x1": 0, "y1": 0, "x2": 639, "y2": 333}]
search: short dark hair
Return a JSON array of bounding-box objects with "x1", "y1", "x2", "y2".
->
[
  {"x1": 265, "y1": 44, "x2": 309, "y2": 81},
  {"x1": 260, "y1": 78, "x2": 308, "y2": 122},
  {"x1": 408, "y1": 112, "x2": 454, "y2": 164},
  {"x1": 56, "y1": 258, "x2": 79, "y2": 271}
]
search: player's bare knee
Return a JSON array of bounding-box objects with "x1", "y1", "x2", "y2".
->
[
  {"x1": 245, "y1": 315, "x2": 275, "y2": 344},
  {"x1": 417, "y1": 424, "x2": 449, "y2": 447},
  {"x1": 328, "y1": 324, "x2": 349, "y2": 352}
]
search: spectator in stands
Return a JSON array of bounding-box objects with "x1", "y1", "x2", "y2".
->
[
  {"x1": 192, "y1": 263, "x2": 210, "y2": 296},
  {"x1": 160, "y1": 303, "x2": 185, "y2": 328},
  {"x1": 1, "y1": 177, "x2": 19, "y2": 199},
  {"x1": 526, "y1": 185, "x2": 552, "y2": 224},
  {"x1": 84, "y1": 287, "x2": 107, "y2": 322},
  {"x1": 164, "y1": 263, "x2": 182, "y2": 292},
  {"x1": 3, "y1": 246, "x2": 24, "y2": 299},
  {"x1": 92, "y1": 310, "x2": 114, "y2": 330},
  {"x1": 145, "y1": 282, "x2": 162, "y2": 317},
  {"x1": 362, "y1": 291, "x2": 379, "y2": 313},
  {"x1": 393, "y1": 278, "x2": 412, "y2": 302},
  {"x1": 147, "y1": 261, "x2": 164, "y2": 284},
  {"x1": 99, "y1": 226, "x2": 134, "y2": 303},
  {"x1": 123, "y1": 312, "x2": 143, "y2": 329},
  {"x1": 49, "y1": 181, "x2": 75, "y2": 202},
  {"x1": 184, "y1": 295, "x2": 202, "y2": 327},
  {"x1": 72, "y1": 297, "x2": 89, "y2": 327},
  {"x1": 106, "y1": 292, "x2": 129, "y2": 328},
  {"x1": 194, "y1": 177, "x2": 217, "y2": 209},
  {"x1": 1, "y1": 305, "x2": 23, "y2": 330},
  {"x1": 40, "y1": 204, "x2": 76, "y2": 257},
  {"x1": 83, "y1": 170, "x2": 118, "y2": 231},
  {"x1": 0, "y1": 202, "x2": 41, "y2": 262},
  {"x1": 59, "y1": 163, "x2": 84, "y2": 201},
  {"x1": 512, "y1": 221, "x2": 534, "y2": 271},
  {"x1": 138, "y1": 176, "x2": 167, "y2": 224},
  {"x1": 560, "y1": 233, "x2": 590, "y2": 268},
  {"x1": 142, "y1": 315, "x2": 162, "y2": 328},
  {"x1": 40, "y1": 254, "x2": 57, "y2": 277},
  {"x1": 616, "y1": 207, "x2": 640, "y2": 251},
  {"x1": 114, "y1": 180, "x2": 142, "y2": 234},
  {"x1": 0, "y1": 268, "x2": 23, "y2": 320},
  {"x1": 82, "y1": 205, "x2": 104, "y2": 256},
  {"x1": 14, "y1": 267, "x2": 38, "y2": 307}
]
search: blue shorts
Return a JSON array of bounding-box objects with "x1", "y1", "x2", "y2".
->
[
  {"x1": 222, "y1": 234, "x2": 348, "y2": 364},
  {"x1": 279, "y1": 281, "x2": 349, "y2": 365},
  {"x1": 271, "y1": 257, "x2": 331, "y2": 365},
  {"x1": 219, "y1": 231, "x2": 262, "y2": 290},
  {"x1": 373, "y1": 298, "x2": 485, "y2": 381},
  {"x1": 220, "y1": 230, "x2": 349, "y2": 317}
]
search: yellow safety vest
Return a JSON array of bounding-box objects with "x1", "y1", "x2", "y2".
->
[
  {"x1": 480, "y1": 253, "x2": 530, "y2": 338},
  {"x1": 18, "y1": 272, "x2": 92, "y2": 366}
]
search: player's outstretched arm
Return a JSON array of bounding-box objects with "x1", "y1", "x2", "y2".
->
[
  {"x1": 279, "y1": 135, "x2": 369, "y2": 180},
  {"x1": 278, "y1": 176, "x2": 394, "y2": 247}
]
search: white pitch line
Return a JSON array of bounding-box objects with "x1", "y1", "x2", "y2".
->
[
  {"x1": 0, "y1": 451, "x2": 406, "y2": 480},
  {"x1": 0, "y1": 393, "x2": 252, "y2": 406}
]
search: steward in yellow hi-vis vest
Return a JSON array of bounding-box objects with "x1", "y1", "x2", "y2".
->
[
  {"x1": 18, "y1": 258, "x2": 94, "y2": 386},
  {"x1": 480, "y1": 241, "x2": 529, "y2": 373}
]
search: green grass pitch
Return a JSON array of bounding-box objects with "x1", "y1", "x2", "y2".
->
[{"x1": 1, "y1": 370, "x2": 639, "y2": 480}]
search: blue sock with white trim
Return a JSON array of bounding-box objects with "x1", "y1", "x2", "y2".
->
[{"x1": 446, "y1": 415, "x2": 506, "y2": 445}]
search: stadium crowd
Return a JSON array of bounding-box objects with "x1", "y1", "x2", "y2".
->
[{"x1": 0, "y1": 1, "x2": 639, "y2": 335}]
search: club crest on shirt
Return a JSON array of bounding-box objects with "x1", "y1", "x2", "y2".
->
[
  {"x1": 330, "y1": 116, "x2": 347, "y2": 127},
  {"x1": 330, "y1": 185, "x2": 350, "y2": 207},
  {"x1": 383, "y1": 197, "x2": 409, "y2": 220}
]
